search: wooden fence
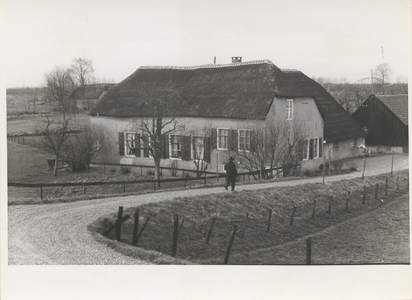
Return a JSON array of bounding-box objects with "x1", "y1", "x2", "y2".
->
[{"x1": 8, "y1": 165, "x2": 297, "y2": 200}]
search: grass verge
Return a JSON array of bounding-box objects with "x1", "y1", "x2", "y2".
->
[{"x1": 88, "y1": 170, "x2": 409, "y2": 265}]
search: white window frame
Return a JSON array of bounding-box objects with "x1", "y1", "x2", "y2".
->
[
  {"x1": 124, "y1": 132, "x2": 137, "y2": 157},
  {"x1": 303, "y1": 139, "x2": 309, "y2": 160},
  {"x1": 304, "y1": 137, "x2": 320, "y2": 160},
  {"x1": 238, "y1": 129, "x2": 251, "y2": 152},
  {"x1": 217, "y1": 128, "x2": 229, "y2": 150},
  {"x1": 286, "y1": 99, "x2": 293, "y2": 120},
  {"x1": 169, "y1": 134, "x2": 182, "y2": 159},
  {"x1": 191, "y1": 136, "x2": 204, "y2": 161}
]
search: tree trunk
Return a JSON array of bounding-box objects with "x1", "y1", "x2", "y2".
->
[
  {"x1": 154, "y1": 157, "x2": 161, "y2": 186},
  {"x1": 54, "y1": 153, "x2": 58, "y2": 176}
]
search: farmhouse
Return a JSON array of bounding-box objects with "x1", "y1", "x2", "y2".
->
[
  {"x1": 90, "y1": 59, "x2": 365, "y2": 173},
  {"x1": 352, "y1": 94, "x2": 408, "y2": 153},
  {"x1": 69, "y1": 83, "x2": 115, "y2": 111}
]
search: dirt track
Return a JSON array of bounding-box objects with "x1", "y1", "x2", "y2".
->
[{"x1": 8, "y1": 155, "x2": 409, "y2": 265}]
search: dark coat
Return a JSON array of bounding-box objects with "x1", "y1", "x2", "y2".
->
[{"x1": 224, "y1": 161, "x2": 238, "y2": 180}]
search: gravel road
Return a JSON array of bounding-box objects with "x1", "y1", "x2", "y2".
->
[{"x1": 8, "y1": 155, "x2": 409, "y2": 265}]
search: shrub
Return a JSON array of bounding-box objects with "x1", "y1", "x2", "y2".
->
[
  {"x1": 147, "y1": 169, "x2": 155, "y2": 176},
  {"x1": 122, "y1": 166, "x2": 131, "y2": 174}
]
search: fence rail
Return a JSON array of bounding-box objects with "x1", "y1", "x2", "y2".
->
[{"x1": 8, "y1": 165, "x2": 297, "y2": 200}]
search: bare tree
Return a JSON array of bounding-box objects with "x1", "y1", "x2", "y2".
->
[
  {"x1": 40, "y1": 117, "x2": 71, "y2": 176},
  {"x1": 187, "y1": 124, "x2": 212, "y2": 176},
  {"x1": 129, "y1": 83, "x2": 185, "y2": 183},
  {"x1": 70, "y1": 58, "x2": 95, "y2": 110},
  {"x1": 44, "y1": 66, "x2": 75, "y2": 120},
  {"x1": 60, "y1": 124, "x2": 106, "y2": 171},
  {"x1": 230, "y1": 117, "x2": 308, "y2": 179},
  {"x1": 374, "y1": 63, "x2": 393, "y2": 84}
]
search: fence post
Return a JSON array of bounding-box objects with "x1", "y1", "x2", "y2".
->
[
  {"x1": 83, "y1": 185, "x2": 86, "y2": 195},
  {"x1": 223, "y1": 225, "x2": 237, "y2": 265},
  {"x1": 375, "y1": 183, "x2": 379, "y2": 199},
  {"x1": 362, "y1": 156, "x2": 367, "y2": 179},
  {"x1": 141, "y1": 166, "x2": 143, "y2": 175},
  {"x1": 306, "y1": 237, "x2": 312, "y2": 265},
  {"x1": 385, "y1": 179, "x2": 388, "y2": 195},
  {"x1": 290, "y1": 206, "x2": 297, "y2": 226},
  {"x1": 184, "y1": 177, "x2": 187, "y2": 188},
  {"x1": 312, "y1": 200, "x2": 316, "y2": 219},
  {"x1": 363, "y1": 186, "x2": 366, "y2": 204},
  {"x1": 116, "y1": 206, "x2": 124, "y2": 241},
  {"x1": 171, "y1": 214, "x2": 179, "y2": 257},
  {"x1": 204, "y1": 172, "x2": 207, "y2": 184},
  {"x1": 153, "y1": 181, "x2": 156, "y2": 191},
  {"x1": 40, "y1": 186, "x2": 43, "y2": 200},
  {"x1": 103, "y1": 163, "x2": 105, "y2": 173},
  {"x1": 346, "y1": 191, "x2": 350, "y2": 210},
  {"x1": 123, "y1": 183, "x2": 126, "y2": 193},
  {"x1": 397, "y1": 177, "x2": 399, "y2": 190},
  {"x1": 267, "y1": 209, "x2": 272, "y2": 231},
  {"x1": 328, "y1": 196, "x2": 332, "y2": 213},
  {"x1": 132, "y1": 209, "x2": 139, "y2": 246},
  {"x1": 391, "y1": 151, "x2": 394, "y2": 175},
  {"x1": 206, "y1": 217, "x2": 217, "y2": 244}
]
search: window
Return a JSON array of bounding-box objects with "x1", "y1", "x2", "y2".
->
[
  {"x1": 286, "y1": 99, "x2": 293, "y2": 120},
  {"x1": 191, "y1": 136, "x2": 204, "y2": 160},
  {"x1": 124, "y1": 132, "x2": 137, "y2": 157},
  {"x1": 217, "y1": 128, "x2": 229, "y2": 150},
  {"x1": 303, "y1": 139, "x2": 309, "y2": 160},
  {"x1": 334, "y1": 142, "x2": 339, "y2": 151},
  {"x1": 238, "y1": 129, "x2": 251, "y2": 151},
  {"x1": 170, "y1": 135, "x2": 182, "y2": 159},
  {"x1": 304, "y1": 137, "x2": 319, "y2": 160},
  {"x1": 363, "y1": 126, "x2": 369, "y2": 134}
]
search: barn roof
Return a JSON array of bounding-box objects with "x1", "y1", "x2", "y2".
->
[
  {"x1": 91, "y1": 60, "x2": 365, "y2": 142},
  {"x1": 372, "y1": 94, "x2": 408, "y2": 126}
]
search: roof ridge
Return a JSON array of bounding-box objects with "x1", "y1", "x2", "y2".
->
[{"x1": 139, "y1": 59, "x2": 274, "y2": 70}]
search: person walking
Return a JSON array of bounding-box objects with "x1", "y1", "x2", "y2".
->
[{"x1": 224, "y1": 157, "x2": 238, "y2": 191}]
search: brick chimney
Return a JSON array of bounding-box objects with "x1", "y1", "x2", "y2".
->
[{"x1": 231, "y1": 57, "x2": 242, "y2": 63}]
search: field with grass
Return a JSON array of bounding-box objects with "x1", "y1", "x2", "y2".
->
[{"x1": 90, "y1": 170, "x2": 409, "y2": 265}]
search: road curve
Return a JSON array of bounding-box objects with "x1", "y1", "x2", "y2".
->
[{"x1": 8, "y1": 155, "x2": 409, "y2": 265}]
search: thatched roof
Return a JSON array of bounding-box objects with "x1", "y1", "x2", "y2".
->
[
  {"x1": 69, "y1": 84, "x2": 116, "y2": 100},
  {"x1": 91, "y1": 60, "x2": 365, "y2": 142},
  {"x1": 371, "y1": 94, "x2": 408, "y2": 126}
]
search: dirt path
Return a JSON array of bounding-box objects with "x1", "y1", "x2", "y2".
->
[{"x1": 7, "y1": 155, "x2": 409, "y2": 265}]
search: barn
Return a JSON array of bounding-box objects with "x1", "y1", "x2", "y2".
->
[{"x1": 352, "y1": 94, "x2": 408, "y2": 153}]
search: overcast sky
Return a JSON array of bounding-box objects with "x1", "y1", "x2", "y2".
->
[{"x1": 1, "y1": 0, "x2": 410, "y2": 88}]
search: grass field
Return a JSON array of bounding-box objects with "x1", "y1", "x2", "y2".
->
[{"x1": 90, "y1": 170, "x2": 409, "y2": 265}]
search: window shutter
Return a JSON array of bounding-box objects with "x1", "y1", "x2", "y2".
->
[
  {"x1": 181, "y1": 136, "x2": 191, "y2": 161},
  {"x1": 319, "y1": 137, "x2": 323, "y2": 158},
  {"x1": 211, "y1": 128, "x2": 217, "y2": 149},
  {"x1": 118, "y1": 132, "x2": 124, "y2": 156},
  {"x1": 309, "y1": 139, "x2": 314, "y2": 159},
  {"x1": 161, "y1": 135, "x2": 169, "y2": 159},
  {"x1": 204, "y1": 137, "x2": 211, "y2": 163},
  {"x1": 228, "y1": 129, "x2": 238, "y2": 151},
  {"x1": 143, "y1": 134, "x2": 149, "y2": 157},
  {"x1": 250, "y1": 131, "x2": 256, "y2": 152}
]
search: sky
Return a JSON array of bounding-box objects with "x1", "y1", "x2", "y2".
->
[{"x1": 1, "y1": 0, "x2": 411, "y2": 88}]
